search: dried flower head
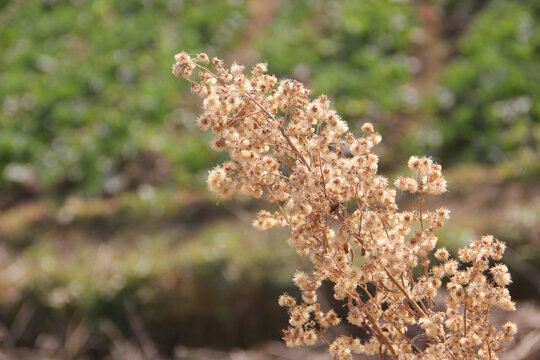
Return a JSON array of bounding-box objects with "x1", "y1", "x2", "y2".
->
[{"x1": 173, "y1": 52, "x2": 516, "y2": 359}]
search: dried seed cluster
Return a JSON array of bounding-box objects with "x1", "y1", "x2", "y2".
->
[{"x1": 173, "y1": 52, "x2": 516, "y2": 359}]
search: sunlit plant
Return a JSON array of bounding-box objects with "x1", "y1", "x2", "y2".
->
[{"x1": 173, "y1": 52, "x2": 516, "y2": 360}]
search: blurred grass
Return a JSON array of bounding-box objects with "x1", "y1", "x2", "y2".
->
[{"x1": 0, "y1": 190, "x2": 300, "y2": 354}]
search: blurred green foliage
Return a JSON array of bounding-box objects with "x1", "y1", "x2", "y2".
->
[
  {"x1": 257, "y1": 0, "x2": 417, "y2": 124},
  {"x1": 429, "y1": 0, "x2": 539, "y2": 175},
  {"x1": 0, "y1": 0, "x2": 246, "y2": 195},
  {"x1": 2, "y1": 0, "x2": 537, "y2": 198},
  {"x1": 0, "y1": 0, "x2": 421, "y2": 198}
]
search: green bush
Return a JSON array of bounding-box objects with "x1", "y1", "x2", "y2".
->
[
  {"x1": 255, "y1": 0, "x2": 417, "y2": 124},
  {"x1": 429, "y1": 0, "x2": 539, "y2": 174},
  {"x1": 0, "y1": 0, "x2": 246, "y2": 195}
]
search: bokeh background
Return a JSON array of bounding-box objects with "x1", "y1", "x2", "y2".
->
[{"x1": 0, "y1": 0, "x2": 538, "y2": 359}]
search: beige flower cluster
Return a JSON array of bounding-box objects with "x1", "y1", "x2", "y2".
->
[{"x1": 173, "y1": 52, "x2": 516, "y2": 359}]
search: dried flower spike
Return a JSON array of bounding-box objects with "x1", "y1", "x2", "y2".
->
[{"x1": 173, "y1": 52, "x2": 516, "y2": 359}]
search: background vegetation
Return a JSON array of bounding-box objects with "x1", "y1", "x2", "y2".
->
[{"x1": 0, "y1": 0, "x2": 538, "y2": 358}]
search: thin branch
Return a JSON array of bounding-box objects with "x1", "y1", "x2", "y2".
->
[
  {"x1": 351, "y1": 295, "x2": 399, "y2": 360},
  {"x1": 360, "y1": 284, "x2": 422, "y2": 354},
  {"x1": 245, "y1": 92, "x2": 311, "y2": 170},
  {"x1": 318, "y1": 151, "x2": 328, "y2": 199},
  {"x1": 419, "y1": 195, "x2": 424, "y2": 232},
  {"x1": 463, "y1": 297, "x2": 467, "y2": 338},
  {"x1": 384, "y1": 267, "x2": 428, "y2": 318},
  {"x1": 424, "y1": 261, "x2": 433, "y2": 309},
  {"x1": 365, "y1": 312, "x2": 399, "y2": 359},
  {"x1": 314, "y1": 326, "x2": 331, "y2": 346},
  {"x1": 264, "y1": 185, "x2": 292, "y2": 228},
  {"x1": 194, "y1": 63, "x2": 226, "y2": 86}
]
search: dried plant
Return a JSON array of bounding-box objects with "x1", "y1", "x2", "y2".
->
[{"x1": 172, "y1": 52, "x2": 517, "y2": 359}]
